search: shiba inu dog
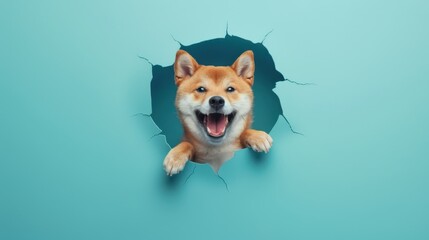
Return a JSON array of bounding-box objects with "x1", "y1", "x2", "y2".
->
[{"x1": 163, "y1": 50, "x2": 273, "y2": 176}]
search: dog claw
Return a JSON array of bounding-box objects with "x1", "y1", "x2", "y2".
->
[
  {"x1": 245, "y1": 130, "x2": 273, "y2": 154},
  {"x1": 163, "y1": 149, "x2": 189, "y2": 176}
]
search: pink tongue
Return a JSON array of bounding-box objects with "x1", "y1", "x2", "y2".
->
[{"x1": 206, "y1": 114, "x2": 227, "y2": 137}]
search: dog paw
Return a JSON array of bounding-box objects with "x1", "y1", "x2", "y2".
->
[
  {"x1": 245, "y1": 130, "x2": 273, "y2": 153},
  {"x1": 163, "y1": 150, "x2": 189, "y2": 176}
]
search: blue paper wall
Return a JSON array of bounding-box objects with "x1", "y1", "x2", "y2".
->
[{"x1": 1, "y1": 1, "x2": 428, "y2": 239}]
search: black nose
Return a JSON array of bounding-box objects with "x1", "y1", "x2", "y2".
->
[{"x1": 209, "y1": 96, "x2": 225, "y2": 110}]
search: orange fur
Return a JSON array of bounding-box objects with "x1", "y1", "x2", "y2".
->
[{"x1": 163, "y1": 50, "x2": 273, "y2": 175}]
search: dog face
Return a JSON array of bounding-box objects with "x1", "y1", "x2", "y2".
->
[{"x1": 174, "y1": 50, "x2": 255, "y2": 145}]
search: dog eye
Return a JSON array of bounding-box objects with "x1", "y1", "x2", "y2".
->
[
  {"x1": 226, "y1": 87, "x2": 235, "y2": 92},
  {"x1": 196, "y1": 87, "x2": 206, "y2": 93}
]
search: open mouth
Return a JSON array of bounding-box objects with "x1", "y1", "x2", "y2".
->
[{"x1": 195, "y1": 110, "x2": 236, "y2": 138}]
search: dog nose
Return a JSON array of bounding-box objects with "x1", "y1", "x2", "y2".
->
[{"x1": 209, "y1": 96, "x2": 225, "y2": 110}]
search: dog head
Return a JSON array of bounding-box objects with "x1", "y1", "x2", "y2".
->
[{"x1": 174, "y1": 50, "x2": 255, "y2": 145}]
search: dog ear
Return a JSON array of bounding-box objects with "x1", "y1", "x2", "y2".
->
[
  {"x1": 231, "y1": 50, "x2": 255, "y2": 86},
  {"x1": 174, "y1": 50, "x2": 199, "y2": 85}
]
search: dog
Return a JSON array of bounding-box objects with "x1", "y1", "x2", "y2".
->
[{"x1": 163, "y1": 50, "x2": 273, "y2": 176}]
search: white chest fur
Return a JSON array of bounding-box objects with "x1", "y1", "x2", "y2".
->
[{"x1": 194, "y1": 144, "x2": 237, "y2": 172}]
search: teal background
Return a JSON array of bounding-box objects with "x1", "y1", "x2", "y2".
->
[{"x1": 1, "y1": 0, "x2": 428, "y2": 239}]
